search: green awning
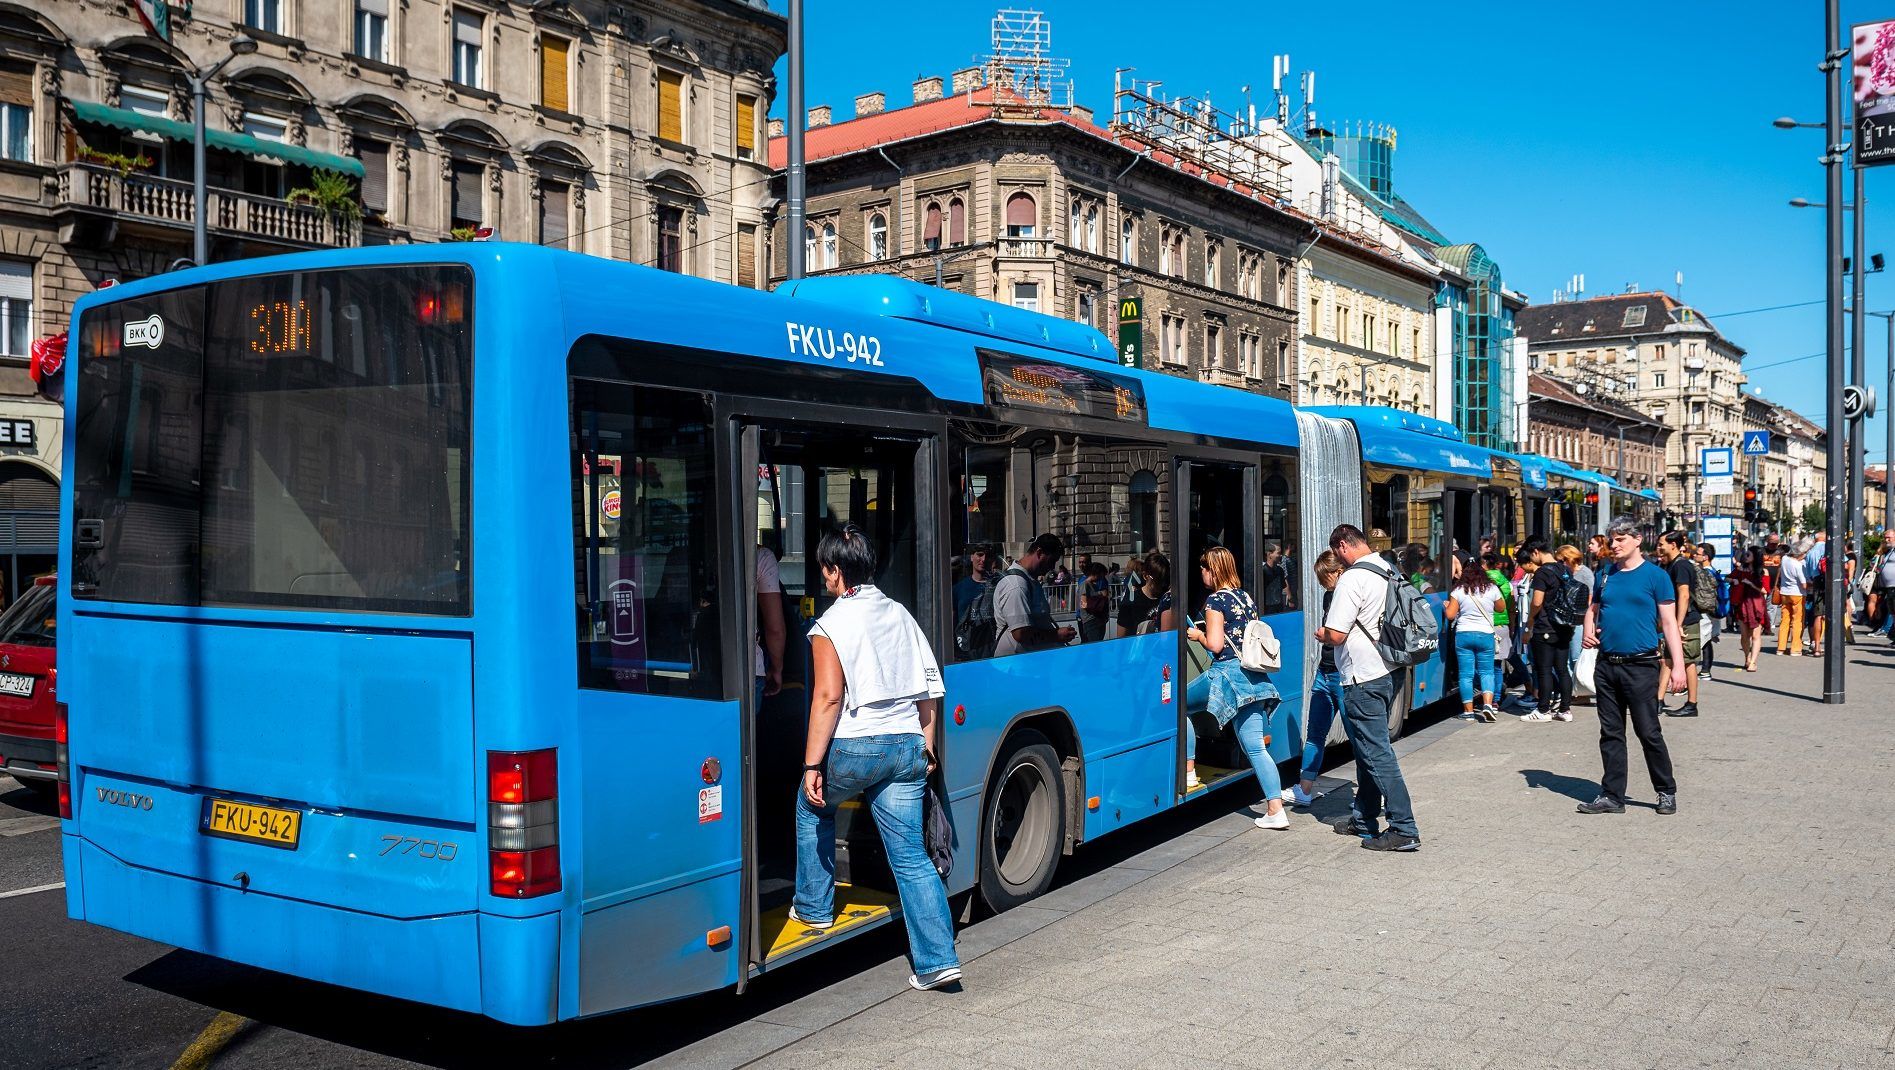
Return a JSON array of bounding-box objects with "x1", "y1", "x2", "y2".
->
[{"x1": 68, "y1": 99, "x2": 366, "y2": 178}]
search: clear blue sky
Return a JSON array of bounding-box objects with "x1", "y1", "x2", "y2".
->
[{"x1": 770, "y1": 0, "x2": 1895, "y2": 462}]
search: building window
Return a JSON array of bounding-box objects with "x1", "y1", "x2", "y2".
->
[
  {"x1": 1005, "y1": 192, "x2": 1036, "y2": 238},
  {"x1": 1654, "y1": 372, "x2": 1666, "y2": 388},
  {"x1": 1158, "y1": 228, "x2": 1173, "y2": 275},
  {"x1": 1083, "y1": 202, "x2": 1099, "y2": 253},
  {"x1": 1162, "y1": 314, "x2": 1186, "y2": 366},
  {"x1": 1277, "y1": 260, "x2": 1289, "y2": 301},
  {"x1": 868, "y1": 212, "x2": 888, "y2": 259},
  {"x1": 1012, "y1": 282, "x2": 1040, "y2": 312},
  {"x1": 921, "y1": 201, "x2": 942, "y2": 252},
  {"x1": 820, "y1": 221, "x2": 837, "y2": 269},
  {"x1": 540, "y1": 35, "x2": 571, "y2": 112},
  {"x1": 1121, "y1": 216, "x2": 1136, "y2": 263},
  {"x1": 245, "y1": 0, "x2": 282, "y2": 33},
  {"x1": 738, "y1": 224, "x2": 758, "y2": 289},
  {"x1": 241, "y1": 113, "x2": 288, "y2": 143},
  {"x1": 736, "y1": 94, "x2": 757, "y2": 159},
  {"x1": 947, "y1": 197, "x2": 966, "y2": 246},
  {"x1": 450, "y1": 160, "x2": 483, "y2": 230},
  {"x1": 452, "y1": 9, "x2": 485, "y2": 88},
  {"x1": 804, "y1": 223, "x2": 817, "y2": 268},
  {"x1": 354, "y1": 0, "x2": 389, "y2": 62},
  {"x1": 539, "y1": 180, "x2": 570, "y2": 248},
  {"x1": 1277, "y1": 340, "x2": 1289, "y2": 388},
  {"x1": 1168, "y1": 230, "x2": 1185, "y2": 279},
  {"x1": 657, "y1": 205, "x2": 684, "y2": 272},
  {"x1": 1205, "y1": 242, "x2": 1219, "y2": 289},
  {"x1": 1076, "y1": 288, "x2": 1095, "y2": 326},
  {"x1": 656, "y1": 68, "x2": 684, "y2": 143},
  {"x1": 1309, "y1": 295, "x2": 1320, "y2": 337},
  {"x1": 0, "y1": 65, "x2": 31, "y2": 163},
  {"x1": 0, "y1": 261, "x2": 28, "y2": 358},
  {"x1": 1206, "y1": 323, "x2": 1223, "y2": 369},
  {"x1": 355, "y1": 138, "x2": 389, "y2": 217},
  {"x1": 1365, "y1": 317, "x2": 1376, "y2": 353}
]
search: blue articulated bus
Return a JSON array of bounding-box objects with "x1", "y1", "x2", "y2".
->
[{"x1": 56, "y1": 244, "x2": 1572, "y2": 1024}]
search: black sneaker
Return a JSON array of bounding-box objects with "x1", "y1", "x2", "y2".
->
[
  {"x1": 1655, "y1": 793, "x2": 1677, "y2": 816},
  {"x1": 1361, "y1": 830, "x2": 1420, "y2": 852},
  {"x1": 1333, "y1": 819, "x2": 1378, "y2": 838},
  {"x1": 1576, "y1": 794, "x2": 1625, "y2": 815},
  {"x1": 1665, "y1": 702, "x2": 1700, "y2": 718}
]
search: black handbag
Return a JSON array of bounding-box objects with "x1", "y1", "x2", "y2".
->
[{"x1": 923, "y1": 777, "x2": 954, "y2": 879}]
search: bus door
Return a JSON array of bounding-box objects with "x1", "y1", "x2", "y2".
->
[
  {"x1": 730, "y1": 404, "x2": 942, "y2": 975},
  {"x1": 1173, "y1": 452, "x2": 1258, "y2": 798}
]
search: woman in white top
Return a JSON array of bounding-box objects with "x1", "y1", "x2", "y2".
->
[
  {"x1": 795, "y1": 525, "x2": 961, "y2": 992},
  {"x1": 1443, "y1": 557, "x2": 1506, "y2": 722},
  {"x1": 1775, "y1": 538, "x2": 1810, "y2": 656}
]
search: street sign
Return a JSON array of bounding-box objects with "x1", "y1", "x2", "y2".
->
[
  {"x1": 1741, "y1": 430, "x2": 1771, "y2": 455},
  {"x1": 1702, "y1": 516, "x2": 1736, "y2": 573},
  {"x1": 1855, "y1": 21, "x2": 1895, "y2": 167},
  {"x1": 1702, "y1": 476, "x2": 1735, "y2": 497},
  {"x1": 1843, "y1": 384, "x2": 1877, "y2": 421},
  {"x1": 1700, "y1": 446, "x2": 1735, "y2": 479},
  {"x1": 1117, "y1": 297, "x2": 1142, "y2": 369}
]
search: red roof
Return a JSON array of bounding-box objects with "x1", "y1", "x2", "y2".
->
[{"x1": 769, "y1": 88, "x2": 1102, "y2": 169}]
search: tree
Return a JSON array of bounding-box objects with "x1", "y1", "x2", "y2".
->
[{"x1": 1800, "y1": 502, "x2": 1827, "y2": 534}]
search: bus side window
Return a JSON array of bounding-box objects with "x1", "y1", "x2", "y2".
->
[
  {"x1": 1259, "y1": 455, "x2": 1297, "y2": 612},
  {"x1": 570, "y1": 380, "x2": 729, "y2": 700}
]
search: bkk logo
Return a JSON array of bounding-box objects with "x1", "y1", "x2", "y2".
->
[
  {"x1": 95, "y1": 787, "x2": 154, "y2": 810},
  {"x1": 123, "y1": 315, "x2": 165, "y2": 349}
]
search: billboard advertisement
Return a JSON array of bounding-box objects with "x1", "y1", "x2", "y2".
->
[{"x1": 1854, "y1": 20, "x2": 1895, "y2": 166}]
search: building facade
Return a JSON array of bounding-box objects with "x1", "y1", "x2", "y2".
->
[
  {"x1": 1527, "y1": 372, "x2": 1670, "y2": 491},
  {"x1": 1517, "y1": 292, "x2": 1748, "y2": 522},
  {"x1": 766, "y1": 73, "x2": 1305, "y2": 395},
  {"x1": 0, "y1": 0, "x2": 783, "y2": 597}
]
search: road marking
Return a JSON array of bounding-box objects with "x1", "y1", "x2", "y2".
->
[
  {"x1": 0, "y1": 814, "x2": 58, "y2": 836},
  {"x1": 0, "y1": 881, "x2": 63, "y2": 899},
  {"x1": 169, "y1": 1011, "x2": 247, "y2": 1070}
]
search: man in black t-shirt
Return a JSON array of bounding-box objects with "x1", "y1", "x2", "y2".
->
[
  {"x1": 1656, "y1": 531, "x2": 1701, "y2": 718},
  {"x1": 1520, "y1": 537, "x2": 1574, "y2": 721}
]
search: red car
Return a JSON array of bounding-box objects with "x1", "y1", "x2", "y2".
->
[{"x1": 0, "y1": 575, "x2": 56, "y2": 797}]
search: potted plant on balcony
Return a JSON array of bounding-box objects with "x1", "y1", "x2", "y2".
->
[
  {"x1": 74, "y1": 147, "x2": 154, "y2": 177},
  {"x1": 286, "y1": 169, "x2": 364, "y2": 222}
]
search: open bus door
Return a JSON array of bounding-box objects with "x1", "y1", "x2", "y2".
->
[{"x1": 729, "y1": 403, "x2": 943, "y2": 978}]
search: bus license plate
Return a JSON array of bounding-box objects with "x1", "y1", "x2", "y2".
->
[
  {"x1": 201, "y1": 798, "x2": 301, "y2": 850},
  {"x1": 0, "y1": 672, "x2": 32, "y2": 698}
]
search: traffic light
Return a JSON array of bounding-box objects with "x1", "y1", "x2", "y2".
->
[{"x1": 1743, "y1": 484, "x2": 1759, "y2": 522}]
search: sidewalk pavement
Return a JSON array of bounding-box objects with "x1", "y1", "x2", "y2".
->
[{"x1": 663, "y1": 639, "x2": 1895, "y2": 1070}]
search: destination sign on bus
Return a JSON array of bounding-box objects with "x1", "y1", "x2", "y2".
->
[{"x1": 980, "y1": 352, "x2": 1146, "y2": 423}]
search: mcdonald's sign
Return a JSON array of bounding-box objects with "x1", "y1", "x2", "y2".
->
[{"x1": 1117, "y1": 296, "x2": 1142, "y2": 370}]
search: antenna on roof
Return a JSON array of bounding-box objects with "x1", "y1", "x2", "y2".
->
[
  {"x1": 1675, "y1": 270, "x2": 1684, "y2": 301},
  {"x1": 1272, "y1": 55, "x2": 1290, "y2": 126},
  {"x1": 1302, "y1": 70, "x2": 1317, "y2": 134},
  {"x1": 985, "y1": 8, "x2": 1072, "y2": 110}
]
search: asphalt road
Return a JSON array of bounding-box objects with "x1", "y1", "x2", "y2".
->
[{"x1": 0, "y1": 703, "x2": 1451, "y2": 1070}]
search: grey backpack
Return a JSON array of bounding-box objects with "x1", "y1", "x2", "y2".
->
[{"x1": 1346, "y1": 561, "x2": 1441, "y2": 668}]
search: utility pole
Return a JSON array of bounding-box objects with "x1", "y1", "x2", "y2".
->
[
  {"x1": 1851, "y1": 164, "x2": 1867, "y2": 562},
  {"x1": 1823, "y1": 0, "x2": 1847, "y2": 703},
  {"x1": 785, "y1": 0, "x2": 806, "y2": 281}
]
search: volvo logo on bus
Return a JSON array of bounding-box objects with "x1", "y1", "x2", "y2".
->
[
  {"x1": 123, "y1": 315, "x2": 165, "y2": 350},
  {"x1": 96, "y1": 787, "x2": 154, "y2": 811}
]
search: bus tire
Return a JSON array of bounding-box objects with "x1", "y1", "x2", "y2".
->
[
  {"x1": 1386, "y1": 670, "x2": 1414, "y2": 741},
  {"x1": 978, "y1": 731, "x2": 1065, "y2": 912}
]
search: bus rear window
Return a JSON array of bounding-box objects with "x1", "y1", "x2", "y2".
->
[{"x1": 72, "y1": 265, "x2": 473, "y2": 615}]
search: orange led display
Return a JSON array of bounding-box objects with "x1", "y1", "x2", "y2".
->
[{"x1": 248, "y1": 300, "x2": 314, "y2": 356}]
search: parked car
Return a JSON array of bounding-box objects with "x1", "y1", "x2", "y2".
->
[{"x1": 0, "y1": 575, "x2": 56, "y2": 797}]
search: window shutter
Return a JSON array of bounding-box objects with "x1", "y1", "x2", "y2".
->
[
  {"x1": 0, "y1": 262, "x2": 30, "y2": 301},
  {"x1": 0, "y1": 63, "x2": 30, "y2": 108},
  {"x1": 539, "y1": 182, "x2": 569, "y2": 248},
  {"x1": 452, "y1": 162, "x2": 483, "y2": 224},
  {"x1": 1006, "y1": 193, "x2": 1036, "y2": 228},
  {"x1": 357, "y1": 0, "x2": 388, "y2": 14},
  {"x1": 738, "y1": 224, "x2": 757, "y2": 288},
  {"x1": 454, "y1": 10, "x2": 482, "y2": 46},
  {"x1": 948, "y1": 198, "x2": 966, "y2": 245},
  {"x1": 540, "y1": 36, "x2": 570, "y2": 112},
  {"x1": 922, "y1": 203, "x2": 942, "y2": 244},
  {"x1": 657, "y1": 70, "x2": 683, "y2": 144},
  {"x1": 736, "y1": 95, "x2": 756, "y2": 155},
  {"x1": 356, "y1": 140, "x2": 388, "y2": 213}
]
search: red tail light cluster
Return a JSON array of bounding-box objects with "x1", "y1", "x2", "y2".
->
[
  {"x1": 487, "y1": 749, "x2": 559, "y2": 898},
  {"x1": 54, "y1": 702, "x2": 70, "y2": 820}
]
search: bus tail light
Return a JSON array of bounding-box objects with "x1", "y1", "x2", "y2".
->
[
  {"x1": 54, "y1": 702, "x2": 70, "y2": 820},
  {"x1": 487, "y1": 750, "x2": 559, "y2": 898}
]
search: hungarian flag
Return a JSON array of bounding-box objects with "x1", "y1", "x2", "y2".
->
[{"x1": 132, "y1": 0, "x2": 170, "y2": 41}]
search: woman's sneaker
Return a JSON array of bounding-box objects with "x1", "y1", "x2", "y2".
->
[
  {"x1": 1255, "y1": 810, "x2": 1290, "y2": 830},
  {"x1": 787, "y1": 907, "x2": 833, "y2": 931},
  {"x1": 909, "y1": 966, "x2": 964, "y2": 991},
  {"x1": 1522, "y1": 709, "x2": 1555, "y2": 723},
  {"x1": 1552, "y1": 708, "x2": 1574, "y2": 722},
  {"x1": 1478, "y1": 705, "x2": 1499, "y2": 723},
  {"x1": 1185, "y1": 770, "x2": 1201, "y2": 789},
  {"x1": 1281, "y1": 784, "x2": 1316, "y2": 807}
]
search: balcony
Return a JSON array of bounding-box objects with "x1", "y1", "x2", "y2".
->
[
  {"x1": 53, "y1": 163, "x2": 359, "y2": 250},
  {"x1": 998, "y1": 236, "x2": 1055, "y2": 259}
]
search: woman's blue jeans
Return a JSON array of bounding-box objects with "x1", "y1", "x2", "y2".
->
[
  {"x1": 794, "y1": 733, "x2": 958, "y2": 975},
  {"x1": 1303, "y1": 669, "x2": 1344, "y2": 780},
  {"x1": 1180, "y1": 673, "x2": 1282, "y2": 801},
  {"x1": 1455, "y1": 629, "x2": 1498, "y2": 701}
]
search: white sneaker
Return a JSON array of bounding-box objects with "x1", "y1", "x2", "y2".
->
[
  {"x1": 1282, "y1": 784, "x2": 1316, "y2": 806},
  {"x1": 1552, "y1": 709, "x2": 1574, "y2": 722},
  {"x1": 788, "y1": 907, "x2": 833, "y2": 930},
  {"x1": 909, "y1": 966, "x2": 963, "y2": 991},
  {"x1": 1254, "y1": 810, "x2": 1290, "y2": 830},
  {"x1": 1522, "y1": 710, "x2": 1555, "y2": 723},
  {"x1": 1185, "y1": 771, "x2": 1201, "y2": 789}
]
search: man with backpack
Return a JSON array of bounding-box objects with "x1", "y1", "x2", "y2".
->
[
  {"x1": 1655, "y1": 531, "x2": 1706, "y2": 719},
  {"x1": 1521, "y1": 538, "x2": 1587, "y2": 722},
  {"x1": 1694, "y1": 542, "x2": 1727, "y2": 681},
  {"x1": 990, "y1": 533, "x2": 1075, "y2": 658},
  {"x1": 1316, "y1": 524, "x2": 1434, "y2": 853}
]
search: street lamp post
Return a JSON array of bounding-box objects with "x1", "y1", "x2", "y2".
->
[
  {"x1": 1822, "y1": 1, "x2": 1847, "y2": 704},
  {"x1": 189, "y1": 34, "x2": 258, "y2": 268}
]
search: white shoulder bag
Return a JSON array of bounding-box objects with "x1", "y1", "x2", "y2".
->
[{"x1": 1233, "y1": 591, "x2": 1282, "y2": 673}]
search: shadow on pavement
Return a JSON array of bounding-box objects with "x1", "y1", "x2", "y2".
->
[
  {"x1": 1519, "y1": 768, "x2": 1598, "y2": 802},
  {"x1": 0, "y1": 780, "x2": 56, "y2": 817},
  {"x1": 1711, "y1": 677, "x2": 1826, "y2": 704}
]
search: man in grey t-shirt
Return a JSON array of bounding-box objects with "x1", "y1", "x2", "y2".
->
[{"x1": 993, "y1": 533, "x2": 1075, "y2": 657}]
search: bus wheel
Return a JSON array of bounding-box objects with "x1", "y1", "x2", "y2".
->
[
  {"x1": 1386, "y1": 670, "x2": 1414, "y2": 741},
  {"x1": 979, "y1": 731, "x2": 1065, "y2": 912}
]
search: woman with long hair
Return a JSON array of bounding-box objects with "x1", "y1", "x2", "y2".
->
[
  {"x1": 1444, "y1": 557, "x2": 1505, "y2": 721},
  {"x1": 1183, "y1": 546, "x2": 1290, "y2": 829},
  {"x1": 1730, "y1": 545, "x2": 1769, "y2": 671}
]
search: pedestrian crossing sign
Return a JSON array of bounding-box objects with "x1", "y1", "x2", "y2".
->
[{"x1": 1742, "y1": 430, "x2": 1771, "y2": 455}]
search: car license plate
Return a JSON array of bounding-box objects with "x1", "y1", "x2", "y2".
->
[
  {"x1": 0, "y1": 672, "x2": 33, "y2": 698},
  {"x1": 201, "y1": 798, "x2": 301, "y2": 850}
]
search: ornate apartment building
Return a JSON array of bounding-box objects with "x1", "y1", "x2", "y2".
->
[
  {"x1": 0, "y1": 0, "x2": 783, "y2": 597},
  {"x1": 766, "y1": 71, "x2": 1305, "y2": 396},
  {"x1": 1517, "y1": 291, "x2": 1747, "y2": 520},
  {"x1": 1526, "y1": 372, "x2": 1669, "y2": 490}
]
